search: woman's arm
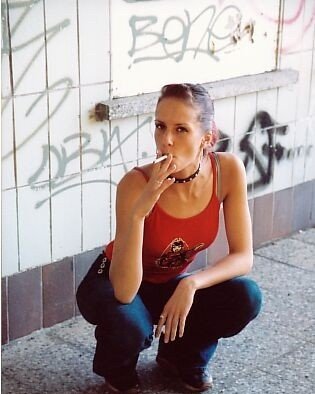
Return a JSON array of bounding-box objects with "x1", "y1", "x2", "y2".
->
[
  {"x1": 109, "y1": 156, "x2": 176, "y2": 303},
  {"x1": 109, "y1": 171, "x2": 146, "y2": 303},
  {"x1": 156, "y1": 153, "x2": 253, "y2": 342},
  {"x1": 180, "y1": 152, "x2": 253, "y2": 291}
]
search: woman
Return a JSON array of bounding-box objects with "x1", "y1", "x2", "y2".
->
[{"x1": 76, "y1": 83, "x2": 262, "y2": 393}]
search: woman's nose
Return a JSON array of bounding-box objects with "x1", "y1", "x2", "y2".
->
[{"x1": 161, "y1": 130, "x2": 173, "y2": 146}]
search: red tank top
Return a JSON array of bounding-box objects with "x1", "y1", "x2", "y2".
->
[{"x1": 105, "y1": 153, "x2": 221, "y2": 283}]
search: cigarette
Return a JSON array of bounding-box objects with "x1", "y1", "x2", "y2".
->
[{"x1": 153, "y1": 154, "x2": 168, "y2": 164}]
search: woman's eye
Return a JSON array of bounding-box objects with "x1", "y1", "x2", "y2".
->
[
  {"x1": 177, "y1": 127, "x2": 187, "y2": 133},
  {"x1": 155, "y1": 123, "x2": 163, "y2": 130}
]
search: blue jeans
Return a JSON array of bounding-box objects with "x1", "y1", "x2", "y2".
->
[{"x1": 76, "y1": 254, "x2": 262, "y2": 380}]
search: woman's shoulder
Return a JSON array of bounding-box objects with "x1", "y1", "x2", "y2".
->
[
  {"x1": 118, "y1": 163, "x2": 152, "y2": 189},
  {"x1": 215, "y1": 151, "x2": 244, "y2": 170},
  {"x1": 214, "y1": 152, "x2": 247, "y2": 198}
]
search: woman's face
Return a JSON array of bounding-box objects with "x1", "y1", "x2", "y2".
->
[{"x1": 154, "y1": 97, "x2": 205, "y2": 172}]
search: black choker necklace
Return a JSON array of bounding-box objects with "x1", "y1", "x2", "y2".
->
[{"x1": 167, "y1": 163, "x2": 201, "y2": 184}]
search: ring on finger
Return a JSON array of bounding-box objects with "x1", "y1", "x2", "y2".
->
[{"x1": 155, "y1": 180, "x2": 163, "y2": 186}]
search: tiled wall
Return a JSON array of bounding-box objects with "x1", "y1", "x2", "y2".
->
[{"x1": 1, "y1": 0, "x2": 315, "y2": 343}]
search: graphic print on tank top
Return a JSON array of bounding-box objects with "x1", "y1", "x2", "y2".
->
[{"x1": 155, "y1": 237, "x2": 205, "y2": 269}]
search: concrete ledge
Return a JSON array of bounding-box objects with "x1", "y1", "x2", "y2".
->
[{"x1": 95, "y1": 69, "x2": 299, "y2": 121}]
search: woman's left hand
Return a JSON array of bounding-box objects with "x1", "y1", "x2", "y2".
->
[{"x1": 155, "y1": 278, "x2": 196, "y2": 343}]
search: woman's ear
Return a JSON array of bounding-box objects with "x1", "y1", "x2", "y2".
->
[{"x1": 202, "y1": 132, "x2": 213, "y2": 147}]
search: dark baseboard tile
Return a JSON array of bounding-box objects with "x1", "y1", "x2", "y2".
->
[
  {"x1": 253, "y1": 193, "x2": 274, "y2": 249},
  {"x1": 2, "y1": 277, "x2": 8, "y2": 345},
  {"x1": 272, "y1": 187, "x2": 294, "y2": 240},
  {"x1": 2, "y1": 247, "x2": 103, "y2": 343},
  {"x1": 7, "y1": 267, "x2": 42, "y2": 341},
  {"x1": 292, "y1": 180, "x2": 314, "y2": 233},
  {"x1": 42, "y1": 257, "x2": 75, "y2": 329}
]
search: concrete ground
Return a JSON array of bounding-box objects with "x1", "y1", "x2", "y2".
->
[{"x1": 2, "y1": 228, "x2": 315, "y2": 394}]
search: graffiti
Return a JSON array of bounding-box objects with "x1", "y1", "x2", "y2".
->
[
  {"x1": 239, "y1": 111, "x2": 313, "y2": 189},
  {"x1": 252, "y1": 0, "x2": 315, "y2": 53},
  {"x1": 30, "y1": 116, "x2": 153, "y2": 208},
  {"x1": 28, "y1": 107, "x2": 314, "y2": 209},
  {"x1": 1, "y1": 0, "x2": 73, "y2": 159},
  {"x1": 239, "y1": 111, "x2": 288, "y2": 189},
  {"x1": 128, "y1": 5, "x2": 254, "y2": 66},
  {"x1": 216, "y1": 111, "x2": 313, "y2": 189},
  {"x1": 123, "y1": 0, "x2": 159, "y2": 2}
]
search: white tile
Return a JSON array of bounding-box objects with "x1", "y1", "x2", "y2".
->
[
  {"x1": 110, "y1": 117, "x2": 138, "y2": 166},
  {"x1": 279, "y1": 50, "x2": 312, "y2": 120},
  {"x1": 9, "y1": 0, "x2": 46, "y2": 95},
  {"x1": 254, "y1": 92, "x2": 280, "y2": 193},
  {"x1": 234, "y1": 132, "x2": 255, "y2": 198},
  {"x1": 1, "y1": 1, "x2": 10, "y2": 98},
  {"x1": 309, "y1": 67, "x2": 315, "y2": 116},
  {"x1": 1, "y1": 51, "x2": 11, "y2": 99},
  {"x1": 1, "y1": 100, "x2": 16, "y2": 190},
  {"x1": 137, "y1": 114, "x2": 156, "y2": 162},
  {"x1": 257, "y1": 89, "x2": 278, "y2": 121},
  {"x1": 295, "y1": 51, "x2": 313, "y2": 119},
  {"x1": 234, "y1": 93, "x2": 257, "y2": 142},
  {"x1": 213, "y1": 97, "x2": 235, "y2": 144},
  {"x1": 304, "y1": 117, "x2": 315, "y2": 182},
  {"x1": 277, "y1": 85, "x2": 298, "y2": 124},
  {"x1": 252, "y1": 126, "x2": 274, "y2": 198},
  {"x1": 14, "y1": 93, "x2": 49, "y2": 187},
  {"x1": 48, "y1": 88, "x2": 80, "y2": 178},
  {"x1": 280, "y1": 0, "x2": 305, "y2": 56},
  {"x1": 301, "y1": 0, "x2": 315, "y2": 51},
  {"x1": 82, "y1": 166, "x2": 111, "y2": 250},
  {"x1": 18, "y1": 184, "x2": 51, "y2": 270},
  {"x1": 273, "y1": 122, "x2": 295, "y2": 192},
  {"x1": 1, "y1": 189, "x2": 19, "y2": 276},
  {"x1": 51, "y1": 175, "x2": 82, "y2": 261},
  {"x1": 80, "y1": 84, "x2": 110, "y2": 171},
  {"x1": 78, "y1": 0, "x2": 110, "y2": 85},
  {"x1": 45, "y1": 0, "x2": 79, "y2": 88},
  {"x1": 292, "y1": 120, "x2": 308, "y2": 185},
  {"x1": 110, "y1": 161, "x2": 137, "y2": 239}
]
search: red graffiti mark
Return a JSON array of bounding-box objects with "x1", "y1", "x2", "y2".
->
[
  {"x1": 282, "y1": 10, "x2": 315, "y2": 53},
  {"x1": 258, "y1": 0, "x2": 305, "y2": 24},
  {"x1": 252, "y1": 0, "x2": 315, "y2": 54}
]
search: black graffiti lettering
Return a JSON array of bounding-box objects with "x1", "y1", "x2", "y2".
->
[
  {"x1": 215, "y1": 131, "x2": 232, "y2": 152},
  {"x1": 239, "y1": 111, "x2": 287, "y2": 187}
]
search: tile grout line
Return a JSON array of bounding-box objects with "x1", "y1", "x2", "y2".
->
[{"x1": 254, "y1": 252, "x2": 314, "y2": 273}]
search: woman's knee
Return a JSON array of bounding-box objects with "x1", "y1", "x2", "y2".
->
[
  {"x1": 95, "y1": 298, "x2": 154, "y2": 351},
  {"x1": 231, "y1": 277, "x2": 263, "y2": 320}
]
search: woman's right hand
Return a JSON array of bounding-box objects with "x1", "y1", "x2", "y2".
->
[{"x1": 132, "y1": 154, "x2": 176, "y2": 219}]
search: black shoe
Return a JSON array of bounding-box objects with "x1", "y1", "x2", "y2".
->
[
  {"x1": 156, "y1": 355, "x2": 213, "y2": 392},
  {"x1": 105, "y1": 371, "x2": 141, "y2": 393}
]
